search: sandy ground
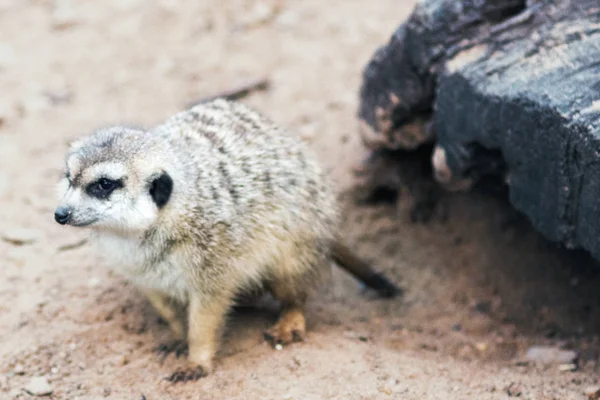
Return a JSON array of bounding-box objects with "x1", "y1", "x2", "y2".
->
[{"x1": 2, "y1": 1, "x2": 600, "y2": 399}]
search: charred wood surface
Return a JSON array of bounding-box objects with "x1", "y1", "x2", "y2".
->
[{"x1": 358, "y1": 0, "x2": 600, "y2": 257}]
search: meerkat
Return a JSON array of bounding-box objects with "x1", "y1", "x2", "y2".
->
[{"x1": 54, "y1": 99, "x2": 399, "y2": 382}]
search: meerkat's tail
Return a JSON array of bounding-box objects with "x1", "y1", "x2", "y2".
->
[{"x1": 331, "y1": 239, "x2": 401, "y2": 298}]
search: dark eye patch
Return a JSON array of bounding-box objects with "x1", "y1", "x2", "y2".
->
[
  {"x1": 86, "y1": 178, "x2": 123, "y2": 199},
  {"x1": 149, "y1": 172, "x2": 173, "y2": 208}
]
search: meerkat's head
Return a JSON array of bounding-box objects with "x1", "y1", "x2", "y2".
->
[{"x1": 54, "y1": 126, "x2": 174, "y2": 234}]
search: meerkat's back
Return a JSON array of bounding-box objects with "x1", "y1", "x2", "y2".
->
[
  {"x1": 153, "y1": 98, "x2": 339, "y2": 270},
  {"x1": 158, "y1": 98, "x2": 336, "y2": 219}
]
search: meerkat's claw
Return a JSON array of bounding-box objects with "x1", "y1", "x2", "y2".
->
[
  {"x1": 153, "y1": 340, "x2": 189, "y2": 363},
  {"x1": 166, "y1": 366, "x2": 207, "y2": 383}
]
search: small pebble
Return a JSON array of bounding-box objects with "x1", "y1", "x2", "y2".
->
[
  {"x1": 275, "y1": 344, "x2": 283, "y2": 351},
  {"x1": 343, "y1": 330, "x2": 368, "y2": 341},
  {"x1": 87, "y1": 277, "x2": 102, "y2": 288},
  {"x1": 24, "y1": 376, "x2": 53, "y2": 396},
  {"x1": 378, "y1": 387, "x2": 393, "y2": 395},
  {"x1": 525, "y1": 346, "x2": 578, "y2": 365},
  {"x1": 13, "y1": 364, "x2": 25, "y2": 375},
  {"x1": 299, "y1": 131, "x2": 315, "y2": 142},
  {"x1": 585, "y1": 385, "x2": 600, "y2": 399},
  {"x1": 558, "y1": 363, "x2": 577, "y2": 372},
  {"x1": 475, "y1": 342, "x2": 488, "y2": 352},
  {"x1": 239, "y1": 2, "x2": 276, "y2": 28},
  {"x1": 275, "y1": 10, "x2": 299, "y2": 27}
]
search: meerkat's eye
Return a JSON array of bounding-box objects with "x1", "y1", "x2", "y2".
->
[{"x1": 86, "y1": 178, "x2": 122, "y2": 199}]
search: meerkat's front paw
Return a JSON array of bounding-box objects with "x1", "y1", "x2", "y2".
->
[
  {"x1": 164, "y1": 345, "x2": 214, "y2": 383},
  {"x1": 263, "y1": 307, "x2": 306, "y2": 347},
  {"x1": 166, "y1": 365, "x2": 208, "y2": 383}
]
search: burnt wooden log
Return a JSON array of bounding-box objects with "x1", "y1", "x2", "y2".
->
[{"x1": 357, "y1": 0, "x2": 600, "y2": 257}]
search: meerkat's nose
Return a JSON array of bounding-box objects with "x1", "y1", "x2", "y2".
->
[{"x1": 54, "y1": 206, "x2": 72, "y2": 225}]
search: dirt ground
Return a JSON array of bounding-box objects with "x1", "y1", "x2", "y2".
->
[{"x1": 2, "y1": 1, "x2": 600, "y2": 399}]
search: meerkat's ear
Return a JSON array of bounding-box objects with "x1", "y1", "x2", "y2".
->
[{"x1": 149, "y1": 171, "x2": 173, "y2": 208}]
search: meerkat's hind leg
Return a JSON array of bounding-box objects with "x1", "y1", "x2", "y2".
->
[
  {"x1": 263, "y1": 278, "x2": 308, "y2": 347},
  {"x1": 264, "y1": 304, "x2": 306, "y2": 346}
]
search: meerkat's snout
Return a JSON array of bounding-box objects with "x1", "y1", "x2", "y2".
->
[{"x1": 54, "y1": 206, "x2": 72, "y2": 225}]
